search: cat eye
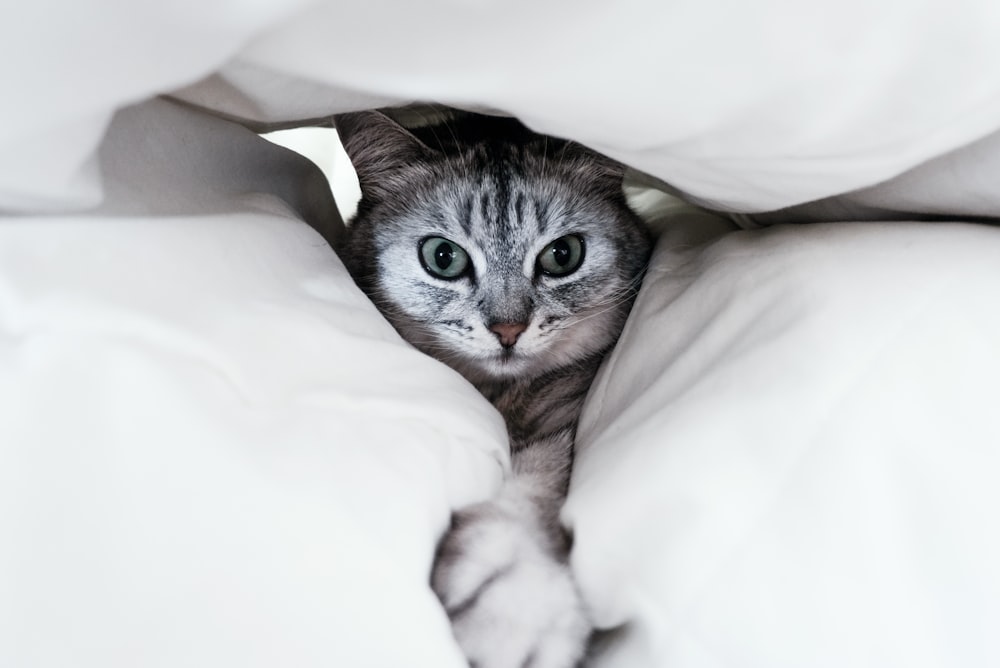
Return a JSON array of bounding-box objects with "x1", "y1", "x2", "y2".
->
[
  {"x1": 419, "y1": 236, "x2": 470, "y2": 279},
  {"x1": 536, "y1": 234, "x2": 585, "y2": 277}
]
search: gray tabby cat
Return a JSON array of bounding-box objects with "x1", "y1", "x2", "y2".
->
[{"x1": 335, "y1": 109, "x2": 651, "y2": 668}]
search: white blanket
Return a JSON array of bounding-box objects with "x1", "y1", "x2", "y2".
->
[{"x1": 3, "y1": 2, "x2": 1000, "y2": 667}]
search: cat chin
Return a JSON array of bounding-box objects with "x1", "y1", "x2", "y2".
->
[
  {"x1": 450, "y1": 349, "x2": 542, "y2": 382},
  {"x1": 485, "y1": 356, "x2": 536, "y2": 378},
  {"x1": 457, "y1": 338, "x2": 611, "y2": 383},
  {"x1": 474, "y1": 356, "x2": 533, "y2": 380}
]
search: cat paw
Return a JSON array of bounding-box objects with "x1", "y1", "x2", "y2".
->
[{"x1": 431, "y1": 501, "x2": 590, "y2": 668}]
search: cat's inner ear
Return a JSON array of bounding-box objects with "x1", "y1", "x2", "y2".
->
[{"x1": 334, "y1": 111, "x2": 438, "y2": 199}]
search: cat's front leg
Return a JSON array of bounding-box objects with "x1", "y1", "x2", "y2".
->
[{"x1": 431, "y1": 480, "x2": 590, "y2": 668}]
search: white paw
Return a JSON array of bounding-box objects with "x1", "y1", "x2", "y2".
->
[{"x1": 431, "y1": 501, "x2": 590, "y2": 668}]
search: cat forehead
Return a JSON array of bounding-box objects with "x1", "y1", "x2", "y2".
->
[{"x1": 412, "y1": 167, "x2": 605, "y2": 240}]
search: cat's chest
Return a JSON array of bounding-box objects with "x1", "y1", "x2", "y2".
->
[{"x1": 476, "y1": 365, "x2": 598, "y2": 450}]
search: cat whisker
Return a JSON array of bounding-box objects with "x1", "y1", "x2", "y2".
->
[
  {"x1": 561, "y1": 279, "x2": 643, "y2": 314},
  {"x1": 544, "y1": 293, "x2": 638, "y2": 334},
  {"x1": 584, "y1": 286, "x2": 641, "y2": 310}
]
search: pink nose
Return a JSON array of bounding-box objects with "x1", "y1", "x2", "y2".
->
[{"x1": 489, "y1": 322, "x2": 528, "y2": 348}]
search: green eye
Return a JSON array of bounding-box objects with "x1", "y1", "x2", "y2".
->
[
  {"x1": 419, "y1": 237, "x2": 470, "y2": 279},
  {"x1": 537, "y1": 234, "x2": 585, "y2": 277}
]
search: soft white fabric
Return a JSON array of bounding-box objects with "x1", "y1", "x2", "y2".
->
[
  {"x1": 0, "y1": 0, "x2": 317, "y2": 212},
  {"x1": 0, "y1": 99, "x2": 507, "y2": 667},
  {"x1": 568, "y1": 201, "x2": 1000, "y2": 666},
  {"x1": 9, "y1": 0, "x2": 1000, "y2": 212},
  {"x1": 5, "y1": 2, "x2": 1000, "y2": 667},
  {"x1": 223, "y1": 0, "x2": 1000, "y2": 212},
  {"x1": 748, "y1": 125, "x2": 1000, "y2": 226}
]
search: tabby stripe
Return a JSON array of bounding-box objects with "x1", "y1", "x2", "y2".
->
[
  {"x1": 458, "y1": 194, "x2": 474, "y2": 237},
  {"x1": 514, "y1": 190, "x2": 526, "y2": 225},
  {"x1": 479, "y1": 191, "x2": 492, "y2": 228},
  {"x1": 494, "y1": 163, "x2": 513, "y2": 237},
  {"x1": 533, "y1": 196, "x2": 551, "y2": 236}
]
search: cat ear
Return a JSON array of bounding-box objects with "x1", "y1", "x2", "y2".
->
[
  {"x1": 334, "y1": 111, "x2": 437, "y2": 201},
  {"x1": 556, "y1": 140, "x2": 628, "y2": 194}
]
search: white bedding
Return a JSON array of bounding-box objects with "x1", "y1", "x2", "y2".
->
[
  {"x1": 1, "y1": 99, "x2": 506, "y2": 667},
  {"x1": 571, "y1": 207, "x2": 1000, "y2": 666},
  {"x1": 4, "y1": 2, "x2": 1000, "y2": 667}
]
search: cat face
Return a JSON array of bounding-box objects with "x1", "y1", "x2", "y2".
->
[{"x1": 337, "y1": 111, "x2": 651, "y2": 382}]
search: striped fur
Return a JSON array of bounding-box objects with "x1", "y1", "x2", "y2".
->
[{"x1": 336, "y1": 109, "x2": 651, "y2": 668}]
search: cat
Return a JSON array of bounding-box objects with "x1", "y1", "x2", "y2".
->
[{"x1": 334, "y1": 108, "x2": 652, "y2": 668}]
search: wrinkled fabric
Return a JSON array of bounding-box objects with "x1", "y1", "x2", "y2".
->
[
  {"x1": 4, "y1": 2, "x2": 1000, "y2": 667},
  {"x1": 0, "y1": 99, "x2": 506, "y2": 668},
  {"x1": 8, "y1": 0, "x2": 1000, "y2": 212},
  {"x1": 570, "y1": 202, "x2": 1000, "y2": 667}
]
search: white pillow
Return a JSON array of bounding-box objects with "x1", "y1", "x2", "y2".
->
[{"x1": 567, "y1": 201, "x2": 1000, "y2": 667}]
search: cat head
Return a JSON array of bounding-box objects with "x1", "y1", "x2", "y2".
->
[{"x1": 336, "y1": 110, "x2": 651, "y2": 383}]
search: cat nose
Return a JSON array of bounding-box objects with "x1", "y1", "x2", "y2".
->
[{"x1": 489, "y1": 321, "x2": 528, "y2": 348}]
